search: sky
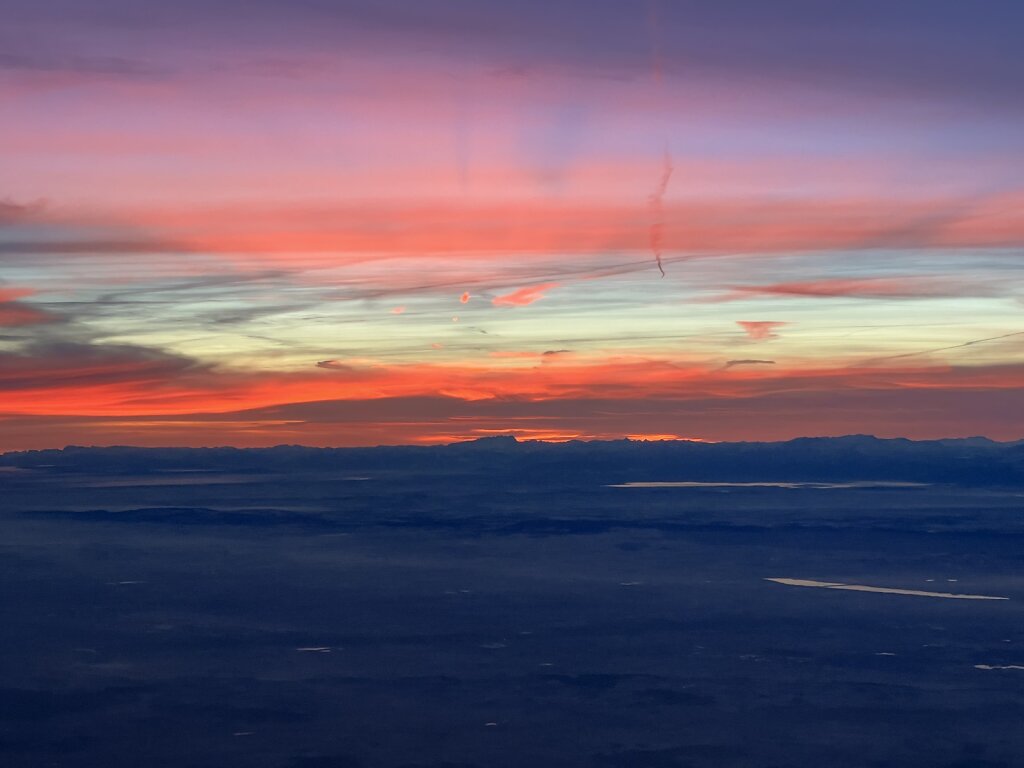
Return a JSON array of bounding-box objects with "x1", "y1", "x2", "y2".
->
[{"x1": 1, "y1": 0, "x2": 1023, "y2": 449}]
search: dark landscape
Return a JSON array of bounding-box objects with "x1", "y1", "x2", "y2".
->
[
  {"x1": 3, "y1": 436, "x2": 1024, "y2": 768},
  {"x1": 5, "y1": 0, "x2": 1024, "y2": 765}
]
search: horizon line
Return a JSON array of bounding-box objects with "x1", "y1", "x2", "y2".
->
[{"x1": 2, "y1": 433, "x2": 1021, "y2": 457}]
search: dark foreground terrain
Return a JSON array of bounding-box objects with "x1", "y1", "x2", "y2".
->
[{"x1": 2, "y1": 437, "x2": 1024, "y2": 768}]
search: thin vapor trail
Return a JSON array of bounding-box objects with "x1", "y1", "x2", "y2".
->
[
  {"x1": 648, "y1": 147, "x2": 673, "y2": 278},
  {"x1": 861, "y1": 330, "x2": 1024, "y2": 364},
  {"x1": 647, "y1": 0, "x2": 672, "y2": 277}
]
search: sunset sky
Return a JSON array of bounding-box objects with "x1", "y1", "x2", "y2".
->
[{"x1": 2, "y1": 0, "x2": 1022, "y2": 449}]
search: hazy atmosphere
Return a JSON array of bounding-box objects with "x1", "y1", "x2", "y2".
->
[
  {"x1": 3, "y1": 3, "x2": 1023, "y2": 768},
  {"x1": 3, "y1": 0, "x2": 1023, "y2": 449}
]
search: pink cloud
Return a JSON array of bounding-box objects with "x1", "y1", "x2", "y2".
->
[
  {"x1": 0, "y1": 289, "x2": 59, "y2": 327},
  {"x1": 711, "y1": 277, "x2": 980, "y2": 302},
  {"x1": 737, "y1": 321, "x2": 787, "y2": 341},
  {"x1": 492, "y1": 282, "x2": 560, "y2": 307},
  {"x1": 0, "y1": 304, "x2": 57, "y2": 326},
  {"x1": 0, "y1": 287, "x2": 35, "y2": 302}
]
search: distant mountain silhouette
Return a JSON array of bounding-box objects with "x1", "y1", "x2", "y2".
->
[
  {"x1": 449, "y1": 434, "x2": 520, "y2": 449},
  {"x1": 2, "y1": 436, "x2": 1023, "y2": 485}
]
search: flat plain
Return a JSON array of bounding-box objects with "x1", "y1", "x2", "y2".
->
[{"x1": 2, "y1": 440, "x2": 1023, "y2": 768}]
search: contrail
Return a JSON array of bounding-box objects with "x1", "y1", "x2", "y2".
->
[
  {"x1": 648, "y1": 147, "x2": 673, "y2": 278},
  {"x1": 646, "y1": 0, "x2": 672, "y2": 277},
  {"x1": 861, "y1": 330, "x2": 1024, "y2": 365}
]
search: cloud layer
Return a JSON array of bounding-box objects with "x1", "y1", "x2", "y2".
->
[{"x1": 2, "y1": 1, "x2": 1023, "y2": 447}]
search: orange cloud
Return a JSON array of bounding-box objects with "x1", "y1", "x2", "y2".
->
[
  {"x1": 78, "y1": 192, "x2": 1024, "y2": 266},
  {"x1": 4, "y1": 335, "x2": 1024, "y2": 429},
  {"x1": 3, "y1": 360, "x2": 1024, "y2": 451}
]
